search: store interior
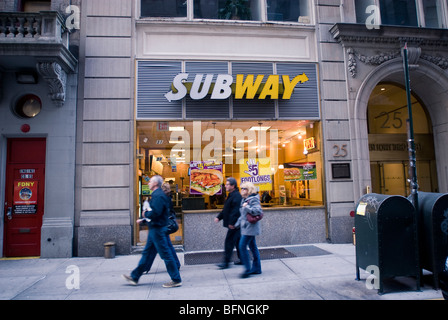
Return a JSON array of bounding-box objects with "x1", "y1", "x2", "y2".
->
[{"x1": 135, "y1": 120, "x2": 323, "y2": 244}]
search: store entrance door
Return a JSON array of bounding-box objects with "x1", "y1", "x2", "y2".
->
[
  {"x1": 370, "y1": 161, "x2": 435, "y2": 196},
  {"x1": 367, "y1": 83, "x2": 438, "y2": 197},
  {"x1": 370, "y1": 162, "x2": 408, "y2": 195},
  {"x1": 3, "y1": 138, "x2": 46, "y2": 257}
]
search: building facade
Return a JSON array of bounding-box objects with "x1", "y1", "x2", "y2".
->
[
  {"x1": 0, "y1": 0, "x2": 80, "y2": 258},
  {"x1": 2, "y1": 0, "x2": 448, "y2": 258}
]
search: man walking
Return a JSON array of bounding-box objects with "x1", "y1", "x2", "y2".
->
[
  {"x1": 214, "y1": 177, "x2": 242, "y2": 269},
  {"x1": 122, "y1": 175, "x2": 182, "y2": 287}
]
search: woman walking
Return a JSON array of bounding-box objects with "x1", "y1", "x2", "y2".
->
[{"x1": 235, "y1": 182, "x2": 262, "y2": 278}]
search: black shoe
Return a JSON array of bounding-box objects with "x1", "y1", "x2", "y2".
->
[
  {"x1": 217, "y1": 263, "x2": 229, "y2": 269},
  {"x1": 250, "y1": 270, "x2": 262, "y2": 275},
  {"x1": 234, "y1": 260, "x2": 243, "y2": 265},
  {"x1": 240, "y1": 272, "x2": 251, "y2": 278}
]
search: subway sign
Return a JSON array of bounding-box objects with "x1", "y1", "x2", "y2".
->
[{"x1": 164, "y1": 73, "x2": 309, "y2": 102}]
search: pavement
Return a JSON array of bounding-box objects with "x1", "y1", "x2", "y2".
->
[{"x1": 0, "y1": 243, "x2": 444, "y2": 301}]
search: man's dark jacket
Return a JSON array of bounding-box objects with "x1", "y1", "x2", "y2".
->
[
  {"x1": 145, "y1": 187, "x2": 170, "y2": 228},
  {"x1": 216, "y1": 189, "x2": 242, "y2": 228}
]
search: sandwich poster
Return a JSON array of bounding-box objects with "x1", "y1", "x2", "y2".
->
[
  {"x1": 190, "y1": 161, "x2": 223, "y2": 196},
  {"x1": 239, "y1": 158, "x2": 272, "y2": 191},
  {"x1": 284, "y1": 162, "x2": 317, "y2": 181}
]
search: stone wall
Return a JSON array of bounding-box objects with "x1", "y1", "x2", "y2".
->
[
  {"x1": 74, "y1": 0, "x2": 134, "y2": 256},
  {"x1": 183, "y1": 207, "x2": 327, "y2": 252}
]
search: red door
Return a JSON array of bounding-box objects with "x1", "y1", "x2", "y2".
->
[{"x1": 3, "y1": 138, "x2": 46, "y2": 257}]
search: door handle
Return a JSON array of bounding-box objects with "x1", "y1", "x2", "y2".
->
[{"x1": 6, "y1": 207, "x2": 12, "y2": 220}]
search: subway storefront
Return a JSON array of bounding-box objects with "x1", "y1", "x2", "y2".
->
[{"x1": 135, "y1": 61, "x2": 327, "y2": 250}]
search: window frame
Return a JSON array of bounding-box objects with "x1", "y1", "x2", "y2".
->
[
  {"x1": 138, "y1": 0, "x2": 314, "y2": 25},
  {"x1": 355, "y1": 0, "x2": 448, "y2": 28}
]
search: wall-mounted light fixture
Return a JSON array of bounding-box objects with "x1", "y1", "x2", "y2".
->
[{"x1": 14, "y1": 94, "x2": 42, "y2": 118}]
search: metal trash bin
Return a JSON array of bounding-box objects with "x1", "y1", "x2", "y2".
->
[
  {"x1": 412, "y1": 192, "x2": 448, "y2": 289},
  {"x1": 355, "y1": 193, "x2": 420, "y2": 294},
  {"x1": 104, "y1": 242, "x2": 116, "y2": 259}
]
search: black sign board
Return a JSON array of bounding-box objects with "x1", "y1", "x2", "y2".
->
[{"x1": 331, "y1": 163, "x2": 351, "y2": 179}]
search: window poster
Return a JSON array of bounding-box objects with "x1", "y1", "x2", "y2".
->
[
  {"x1": 284, "y1": 162, "x2": 317, "y2": 181},
  {"x1": 239, "y1": 158, "x2": 272, "y2": 191},
  {"x1": 190, "y1": 161, "x2": 223, "y2": 196},
  {"x1": 13, "y1": 180, "x2": 38, "y2": 214}
]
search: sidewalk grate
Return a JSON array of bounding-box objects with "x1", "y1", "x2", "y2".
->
[{"x1": 184, "y1": 245, "x2": 331, "y2": 266}]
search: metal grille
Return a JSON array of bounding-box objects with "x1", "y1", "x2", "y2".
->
[
  {"x1": 184, "y1": 245, "x2": 331, "y2": 266},
  {"x1": 185, "y1": 61, "x2": 230, "y2": 119},
  {"x1": 277, "y1": 63, "x2": 320, "y2": 119},
  {"x1": 137, "y1": 61, "x2": 182, "y2": 119},
  {"x1": 232, "y1": 62, "x2": 275, "y2": 119},
  {"x1": 136, "y1": 61, "x2": 320, "y2": 120}
]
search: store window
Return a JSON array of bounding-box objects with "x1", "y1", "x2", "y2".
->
[
  {"x1": 266, "y1": 0, "x2": 310, "y2": 23},
  {"x1": 141, "y1": 0, "x2": 187, "y2": 18},
  {"x1": 136, "y1": 120, "x2": 324, "y2": 244},
  {"x1": 136, "y1": 60, "x2": 322, "y2": 244}
]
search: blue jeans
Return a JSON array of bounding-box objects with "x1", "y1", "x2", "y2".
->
[
  {"x1": 139, "y1": 234, "x2": 180, "y2": 273},
  {"x1": 239, "y1": 235, "x2": 261, "y2": 275},
  {"x1": 131, "y1": 227, "x2": 181, "y2": 283}
]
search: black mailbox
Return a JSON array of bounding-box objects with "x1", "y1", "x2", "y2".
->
[
  {"x1": 355, "y1": 193, "x2": 420, "y2": 294},
  {"x1": 412, "y1": 192, "x2": 448, "y2": 289}
]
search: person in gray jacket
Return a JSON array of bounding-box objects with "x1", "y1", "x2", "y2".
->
[{"x1": 235, "y1": 182, "x2": 262, "y2": 278}]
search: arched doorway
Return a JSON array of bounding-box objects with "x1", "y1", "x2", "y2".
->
[{"x1": 367, "y1": 83, "x2": 437, "y2": 196}]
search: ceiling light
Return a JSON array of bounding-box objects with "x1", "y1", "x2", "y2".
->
[
  {"x1": 171, "y1": 149, "x2": 185, "y2": 152},
  {"x1": 236, "y1": 139, "x2": 253, "y2": 143},
  {"x1": 249, "y1": 126, "x2": 271, "y2": 131},
  {"x1": 169, "y1": 126, "x2": 185, "y2": 132},
  {"x1": 169, "y1": 140, "x2": 185, "y2": 144}
]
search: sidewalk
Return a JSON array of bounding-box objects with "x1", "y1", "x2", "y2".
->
[{"x1": 0, "y1": 243, "x2": 444, "y2": 300}]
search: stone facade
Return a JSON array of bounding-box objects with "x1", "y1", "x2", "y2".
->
[
  {"x1": 0, "y1": 4, "x2": 79, "y2": 258},
  {"x1": 74, "y1": 0, "x2": 134, "y2": 256},
  {"x1": 4, "y1": 0, "x2": 448, "y2": 257}
]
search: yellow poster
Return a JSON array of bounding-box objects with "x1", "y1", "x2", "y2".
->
[
  {"x1": 356, "y1": 202, "x2": 367, "y2": 216},
  {"x1": 239, "y1": 158, "x2": 272, "y2": 191}
]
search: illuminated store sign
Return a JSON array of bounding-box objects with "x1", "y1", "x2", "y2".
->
[
  {"x1": 165, "y1": 73, "x2": 309, "y2": 102},
  {"x1": 304, "y1": 137, "x2": 316, "y2": 150}
]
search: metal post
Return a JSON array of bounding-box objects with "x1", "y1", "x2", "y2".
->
[
  {"x1": 402, "y1": 44, "x2": 419, "y2": 209},
  {"x1": 402, "y1": 43, "x2": 421, "y2": 290}
]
